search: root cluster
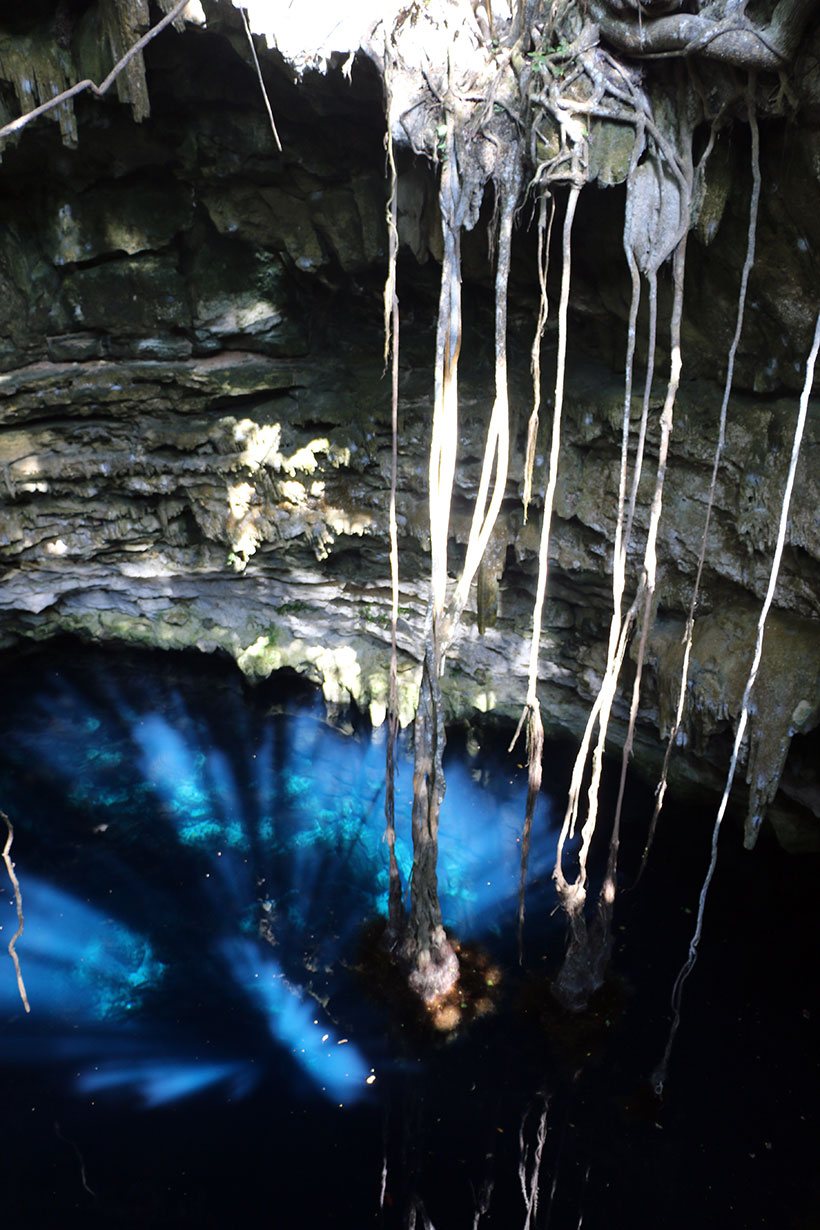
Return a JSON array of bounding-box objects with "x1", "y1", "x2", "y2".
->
[{"x1": 380, "y1": 0, "x2": 816, "y2": 1067}]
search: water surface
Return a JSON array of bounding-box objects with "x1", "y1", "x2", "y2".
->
[{"x1": 0, "y1": 641, "x2": 816, "y2": 1228}]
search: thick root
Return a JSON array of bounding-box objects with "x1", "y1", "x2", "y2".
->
[{"x1": 406, "y1": 928, "x2": 460, "y2": 1003}]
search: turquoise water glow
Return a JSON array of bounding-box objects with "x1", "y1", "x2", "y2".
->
[{"x1": 0, "y1": 646, "x2": 555, "y2": 1111}]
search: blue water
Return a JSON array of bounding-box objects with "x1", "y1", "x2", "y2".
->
[{"x1": 0, "y1": 641, "x2": 817, "y2": 1228}]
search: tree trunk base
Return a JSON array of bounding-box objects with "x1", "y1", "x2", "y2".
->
[
  {"x1": 551, "y1": 907, "x2": 610, "y2": 1013},
  {"x1": 405, "y1": 927, "x2": 460, "y2": 1003}
]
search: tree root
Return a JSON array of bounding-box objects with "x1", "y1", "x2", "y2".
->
[
  {"x1": 589, "y1": 0, "x2": 816, "y2": 72},
  {"x1": 384, "y1": 68, "x2": 405, "y2": 943},
  {"x1": 636, "y1": 83, "x2": 761, "y2": 885},
  {"x1": 405, "y1": 94, "x2": 522, "y2": 996},
  {"x1": 523, "y1": 194, "x2": 554, "y2": 524},
  {"x1": 2, "y1": 811, "x2": 30, "y2": 1014},
  {"x1": 512, "y1": 183, "x2": 579, "y2": 963},
  {"x1": 653, "y1": 309, "x2": 820, "y2": 1095}
]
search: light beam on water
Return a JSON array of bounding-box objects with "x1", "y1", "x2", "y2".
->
[
  {"x1": 0, "y1": 652, "x2": 560, "y2": 1113},
  {"x1": 0, "y1": 875, "x2": 164, "y2": 1022},
  {"x1": 223, "y1": 938, "x2": 372, "y2": 1103}
]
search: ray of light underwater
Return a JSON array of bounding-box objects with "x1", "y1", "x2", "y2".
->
[
  {"x1": 0, "y1": 646, "x2": 558, "y2": 1112},
  {"x1": 1, "y1": 645, "x2": 818, "y2": 1230}
]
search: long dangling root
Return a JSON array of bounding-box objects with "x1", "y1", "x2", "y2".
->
[
  {"x1": 513, "y1": 184, "x2": 580, "y2": 959},
  {"x1": 522, "y1": 194, "x2": 554, "y2": 524},
  {"x1": 531, "y1": 183, "x2": 581, "y2": 694},
  {"x1": 609, "y1": 237, "x2": 688, "y2": 868},
  {"x1": 552, "y1": 594, "x2": 638, "y2": 882},
  {"x1": 512, "y1": 703, "x2": 544, "y2": 965},
  {"x1": 618, "y1": 247, "x2": 641, "y2": 574},
  {"x1": 653, "y1": 309, "x2": 820, "y2": 1096},
  {"x1": 452, "y1": 154, "x2": 522, "y2": 624},
  {"x1": 623, "y1": 269, "x2": 657, "y2": 551},
  {"x1": 385, "y1": 293, "x2": 404, "y2": 938},
  {"x1": 552, "y1": 203, "x2": 651, "y2": 912},
  {"x1": 550, "y1": 594, "x2": 638, "y2": 1007},
  {"x1": 550, "y1": 169, "x2": 648, "y2": 870},
  {"x1": 404, "y1": 112, "x2": 464, "y2": 997},
  {"x1": 240, "y1": 5, "x2": 283, "y2": 153},
  {"x1": 636, "y1": 85, "x2": 761, "y2": 885},
  {"x1": 509, "y1": 185, "x2": 555, "y2": 965},
  {"x1": 383, "y1": 75, "x2": 404, "y2": 942},
  {"x1": 407, "y1": 106, "x2": 522, "y2": 997},
  {"x1": 554, "y1": 81, "x2": 695, "y2": 1005},
  {"x1": 563, "y1": 250, "x2": 655, "y2": 911},
  {"x1": 548, "y1": 84, "x2": 691, "y2": 936},
  {"x1": 589, "y1": 236, "x2": 688, "y2": 983},
  {"x1": 429, "y1": 112, "x2": 463, "y2": 631},
  {"x1": 518, "y1": 1096, "x2": 549, "y2": 1230},
  {"x1": 573, "y1": 207, "x2": 643, "y2": 954},
  {"x1": 2, "y1": 811, "x2": 30, "y2": 1014}
]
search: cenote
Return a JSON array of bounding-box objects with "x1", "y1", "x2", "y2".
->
[{"x1": 0, "y1": 640, "x2": 816, "y2": 1229}]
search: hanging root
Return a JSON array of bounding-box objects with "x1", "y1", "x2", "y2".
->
[
  {"x1": 240, "y1": 4, "x2": 283, "y2": 153},
  {"x1": 385, "y1": 298, "x2": 404, "y2": 938},
  {"x1": 653, "y1": 309, "x2": 820, "y2": 1097},
  {"x1": 605, "y1": 232, "x2": 688, "y2": 905},
  {"x1": 522, "y1": 194, "x2": 554, "y2": 523},
  {"x1": 554, "y1": 86, "x2": 695, "y2": 1006},
  {"x1": 547, "y1": 173, "x2": 645, "y2": 1003},
  {"x1": 552, "y1": 585, "x2": 639, "y2": 908},
  {"x1": 623, "y1": 269, "x2": 657, "y2": 551},
  {"x1": 588, "y1": 82, "x2": 696, "y2": 990},
  {"x1": 403, "y1": 109, "x2": 465, "y2": 997},
  {"x1": 471, "y1": 1161, "x2": 495, "y2": 1230},
  {"x1": 571, "y1": 211, "x2": 642, "y2": 947},
  {"x1": 408, "y1": 1195, "x2": 437, "y2": 1230},
  {"x1": 54, "y1": 1121, "x2": 96, "y2": 1198},
  {"x1": 619, "y1": 246, "x2": 641, "y2": 569},
  {"x1": 510, "y1": 183, "x2": 557, "y2": 965},
  {"x1": 549, "y1": 148, "x2": 648, "y2": 873},
  {"x1": 527, "y1": 183, "x2": 581, "y2": 655},
  {"x1": 512, "y1": 184, "x2": 579, "y2": 963},
  {"x1": 512, "y1": 702, "x2": 544, "y2": 965},
  {"x1": 406, "y1": 639, "x2": 459, "y2": 1000},
  {"x1": 552, "y1": 197, "x2": 651, "y2": 990},
  {"x1": 383, "y1": 79, "x2": 404, "y2": 942},
  {"x1": 2, "y1": 811, "x2": 30, "y2": 1014},
  {"x1": 556, "y1": 242, "x2": 642, "y2": 981},
  {"x1": 428, "y1": 112, "x2": 462, "y2": 630},
  {"x1": 590, "y1": 236, "x2": 687, "y2": 986},
  {"x1": 519, "y1": 1096, "x2": 549, "y2": 1230},
  {"x1": 550, "y1": 602, "x2": 638, "y2": 1009},
  {"x1": 406, "y1": 128, "x2": 522, "y2": 999},
  {"x1": 452, "y1": 152, "x2": 522, "y2": 623},
  {"x1": 636, "y1": 83, "x2": 761, "y2": 885}
]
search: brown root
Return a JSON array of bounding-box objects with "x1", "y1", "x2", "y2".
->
[
  {"x1": 2, "y1": 811, "x2": 30, "y2": 1014},
  {"x1": 654, "y1": 309, "x2": 820, "y2": 1095},
  {"x1": 589, "y1": 0, "x2": 815, "y2": 72},
  {"x1": 383, "y1": 78, "x2": 405, "y2": 944}
]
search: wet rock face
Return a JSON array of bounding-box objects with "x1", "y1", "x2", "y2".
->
[{"x1": 0, "y1": 2, "x2": 818, "y2": 849}]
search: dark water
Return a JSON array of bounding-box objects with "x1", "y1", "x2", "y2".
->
[{"x1": 0, "y1": 640, "x2": 817, "y2": 1229}]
